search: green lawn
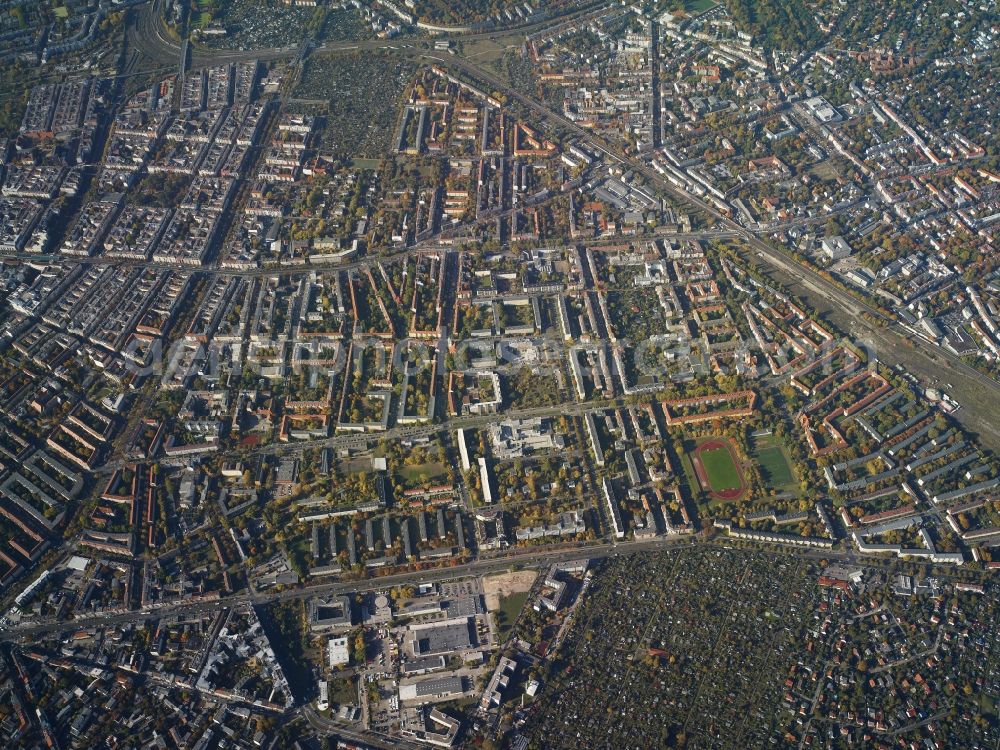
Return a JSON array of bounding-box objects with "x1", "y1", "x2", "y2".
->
[
  {"x1": 495, "y1": 591, "x2": 530, "y2": 641},
  {"x1": 700, "y1": 446, "x2": 742, "y2": 492},
  {"x1": 678, "y1": 451, "x2": 703, "y2": 499},
  {"x1": 397, "y1": 461, "x2": 450, "y2": 486},
  {"x1": 288, "y1": 536, "x2": 311, "y2": 575},
  {"x1": 752, "y1": 435, "x2": 798, "y2": 493},
  {"x1": 464, "y1": 37, "x2": 508, "y2": 66},
  {"x1": 756, "y1": 446, "x2": 794, "y2": 487}
]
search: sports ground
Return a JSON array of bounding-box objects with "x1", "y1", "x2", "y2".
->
[{"x1": 690, "y1": 437, "x2": 747, "y2": 500}]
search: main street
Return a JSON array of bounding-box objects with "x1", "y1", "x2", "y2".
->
[
  {"x1": 0, "y1": 531, "x2": 863, "y2": 644},
  {"x1": 0, "y1": 534, "x2": 694, "y2": 641}
]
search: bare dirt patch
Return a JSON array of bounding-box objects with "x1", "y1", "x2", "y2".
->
[{"x1": 482, "y1": 570, "x2": 537, "y2": 610}]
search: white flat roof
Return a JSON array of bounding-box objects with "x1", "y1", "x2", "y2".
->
[{"x1": 66, "y1": 555, "x2": 90, "y2": 572}]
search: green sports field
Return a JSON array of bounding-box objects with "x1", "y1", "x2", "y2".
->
[
  {"x1": 700, "y1": 445, "x2": 742, "y2": 492},
  {"x1": 692, "y1": 438, "x2": 746, "y2": 500},
  {"x1": 752, "y1": 435, "x2": 798, "y2": 494},
  {"x1": 756, "y1": 446, "x2": 793, "y2": 486}
]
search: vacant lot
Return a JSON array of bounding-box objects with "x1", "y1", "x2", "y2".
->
[{"x1": 482, "y1": 569, "x2": 536, "y2": 610}]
